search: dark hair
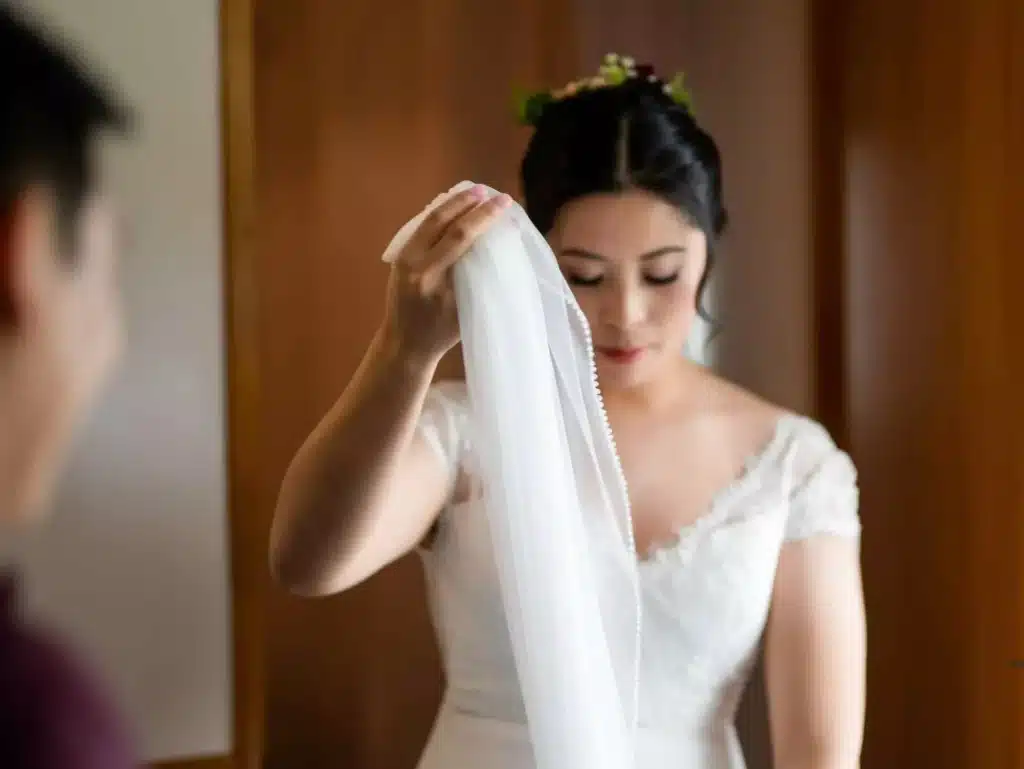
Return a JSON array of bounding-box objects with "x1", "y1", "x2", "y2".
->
[
  {"x1": 0, "y1": 4, "x2": 130, "y2": 254},
  {"x1": 520, "y1": 73, "x2": 727, "y2": 323}
]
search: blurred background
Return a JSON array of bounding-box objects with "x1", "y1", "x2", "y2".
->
[
  {"x1": 4, "y1": 0, "x2": 1023, "y2": 768},
  {"x1": 3, "y1": 0, "x2": 231, "y2": 764}
]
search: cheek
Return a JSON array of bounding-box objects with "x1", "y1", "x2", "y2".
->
[
  {"x1": 83, "y1": 222, "x2": 123, "y2": 372},
  {"x1": 568, "y1": 287, "x2": 601, "y2": 328},
  {"x1": 652, "y1": 281, "x2": 698, "y2": 328},
  {"x1": 84, "y1": 280, "x2": 122, "y2": 379},
  {"x1": 59, "y1": 263, "x2": 122, "y2": 402}
]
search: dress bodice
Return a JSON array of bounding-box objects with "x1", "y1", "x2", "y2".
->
[{"x1": 414, "y1": 381, "x2": 861, "y2": 769}]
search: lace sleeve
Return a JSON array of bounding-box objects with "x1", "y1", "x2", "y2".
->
[
  {"x1": 784, "y1": 421, "x2": 861, "y2": 542},
  {"x1": 417, "y1": 380, "x2": 470, "y2": 489}
]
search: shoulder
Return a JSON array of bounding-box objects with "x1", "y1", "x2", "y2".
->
[
  {"x1": 425, "y1": 379, "x2": 469, "y2": 412},
  {"x1": 418, "y1": 379, "x2": 473, "y2": 476},
  {"x1": 421, "y1": 379, "x2": 471, "y2": 432},
  {"x1": 0, "y1": 620, "x2": 136, "y2": 768},
  {"x1": 782, "y1": 416, "x2": 854, "y2": 479},
  {"x1": 696, "y1": 371, "x2": 859, "y2": 539},
  {"x1": 695, "y1": 370, "x2": 792, "y2": 453},
  {"x1": 776, "y1": 416, "x2": 860, "y2": 541},
  {"x1": 698, "y1": 369, "x2": 851, "y2": 469}
]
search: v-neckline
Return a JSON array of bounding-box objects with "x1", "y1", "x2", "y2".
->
[{"x1": 636, "y1": 413, "x2": 799, "y2": 565}]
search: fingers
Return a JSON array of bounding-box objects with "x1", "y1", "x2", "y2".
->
[
  {"x1": 414, "y1": 186, "x2": 490, "y2": 249},
  {"x1": 396, "y1": 185, "x2": 514, "y2": 298},
  {"x1": 427, "y1": 193, "x2": 512, "y2": 276}
]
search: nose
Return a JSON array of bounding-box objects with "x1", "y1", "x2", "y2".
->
[{"x1": 600, "y1": 281, "x2": 645, "y2": 334}]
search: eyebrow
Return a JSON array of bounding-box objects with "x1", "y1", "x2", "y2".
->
[{"x1": 558, "y1": 246, "x2": 687, "y2": 261}]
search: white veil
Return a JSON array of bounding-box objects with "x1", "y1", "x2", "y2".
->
[{"x1": 384, "y1": 182, "x2": 641, "y2": 769}]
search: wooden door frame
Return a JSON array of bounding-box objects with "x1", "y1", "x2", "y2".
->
[
  {"x1": 216, "y1": 0, "x2": 866, "y2": 764},
  {"x1": 152, "y1": 758, "x2": 233, "y2": 769},
  {"x1": 214, "y1": 1, "x2": 585, "y2": 766},
  {"x1": 220, "y1": 0, "x2": 265, "y2": 767},
  {"x1": 153, "y1": 2, "x2": 265, "y2": 767},
  {"x1": 217, "y1": 0, "x2": 847, "y2": 765},
  {"x1": 808, "y1": 0, "x2": 847, "y2": 441}
]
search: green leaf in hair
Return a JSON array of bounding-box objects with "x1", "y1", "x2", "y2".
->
[
  {"x1": 666, "y1": 72, "x2": 694, "y2": 112},
  {"x1": 515, "y1": 89, "x2": 553, "y2": 127},
  {"x1": 513, "y1": 55, "x2": 696, "y2": 129}
]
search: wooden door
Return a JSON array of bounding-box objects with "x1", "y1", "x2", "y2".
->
[
  {"x1": 226, "y1": 1, "x2": 1024, "y2": 767},
  {"x1": 249, "y1": 3, "x2": 577, "y2": 767},
  {"x1": 243, "y1": 2, "x2": 763, "y2": 766},
  {"x1": 227, "y1": 0, "x2": 821, "y2": 766},
  {"x1": 817, "y1": 0, "x2": 1024, "y2": 765}
]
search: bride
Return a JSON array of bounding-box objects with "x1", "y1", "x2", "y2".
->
[{"x1": 269, "y1": 56, "x2": 866, "y2": 769}]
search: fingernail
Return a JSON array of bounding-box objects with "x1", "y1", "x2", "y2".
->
[
  {"x1": 498, "y1": 194, "x2": 512, "y2": 207},
  {"x1": 471, "y1": 185, "x2": 487, "y2": 199}
]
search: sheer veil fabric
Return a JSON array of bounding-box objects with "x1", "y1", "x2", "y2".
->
[{"x1": 382, "y1": 182, "x2": 642, "y2": 769}]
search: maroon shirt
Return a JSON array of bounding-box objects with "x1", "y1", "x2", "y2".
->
[{"x1": 0, "y1": 574, "x2": 137, "y2": 768}]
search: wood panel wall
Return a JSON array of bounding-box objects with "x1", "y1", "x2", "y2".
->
[
  {"x1": 231, "y1": 1, "x2": 815, "y2": 767},
  {"x1": 832, "y1": 0, "x2": 1024, "y2": 765},
  {"x1": 223, "y1": 1, "x2": 1024, "y2": 767}
]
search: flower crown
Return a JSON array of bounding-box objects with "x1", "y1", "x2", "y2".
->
[{"x1": 515, "y1": 53, "x2": 694, "y2": 127}]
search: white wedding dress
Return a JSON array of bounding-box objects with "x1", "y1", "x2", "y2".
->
[{"x1": 413, "y1": 381, "x2": 861, "y2": 769}]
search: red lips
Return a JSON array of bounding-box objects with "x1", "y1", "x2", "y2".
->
[{"x1": 597, "y1": 347, "x2": 645, "y2": 364}]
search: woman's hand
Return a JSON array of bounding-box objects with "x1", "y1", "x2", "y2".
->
[{"x1": 382, "y1": 185, "x2": 512, "y2": 366}]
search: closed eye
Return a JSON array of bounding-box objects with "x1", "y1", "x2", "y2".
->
[
  {"x1": 644, "y1": 272, "x2": 680, "y2": 286},
  {"x1": 566, "y1": 272, "x2": 604, "y2": 287}
]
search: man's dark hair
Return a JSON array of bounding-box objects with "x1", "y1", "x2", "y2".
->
[{"x1": 0, "y1": 3, "x2": 130, "y2": 252}]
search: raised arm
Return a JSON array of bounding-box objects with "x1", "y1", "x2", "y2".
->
[{"x1": 269, "y1": 186, "x2": 510, "y2": 595}]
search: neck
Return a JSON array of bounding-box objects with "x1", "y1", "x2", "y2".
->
[{"x1": 601, "y1": 356, "x2": 702, "y2": 413}]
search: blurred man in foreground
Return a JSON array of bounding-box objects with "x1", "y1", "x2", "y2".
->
[{"x1": 0, "y1": 4, "x2": 136, "y2": 766}]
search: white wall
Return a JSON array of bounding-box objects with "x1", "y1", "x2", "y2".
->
[{"x1": 8, "y1": 1, "x2": 231, "y2": 762}]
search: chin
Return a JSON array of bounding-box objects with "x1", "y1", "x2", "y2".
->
[{"x1": 596, "y1": 359, "x2": 655, "y2": 392}]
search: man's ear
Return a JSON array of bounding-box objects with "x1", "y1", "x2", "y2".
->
[{"x1": 0, "y1": 188, "x2": 49, "y2": 328}]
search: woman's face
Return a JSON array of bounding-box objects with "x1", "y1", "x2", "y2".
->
[{"x1": 548, "y1": 189, "x2": 707, "y2": 391}]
